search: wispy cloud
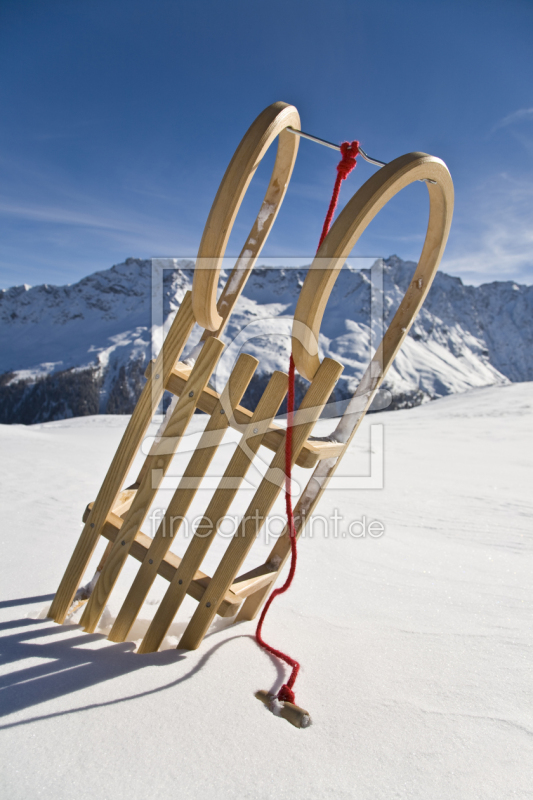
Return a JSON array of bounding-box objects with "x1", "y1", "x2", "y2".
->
[
  {"x1": 0, "y1": 153, "x2": 201, "y2": 274},
  {"x1": 442, "y1": 172, "x2": 533, "y2": 285},
  {"x1": 0, "y1": 195, "x2": 196, "y2": 254},
  {"x1": 0, "y1": 201, "x2": 134, "y2": 231},
  {"x1": 490, "y1": 107, "x2": 533, "y2": 134}
]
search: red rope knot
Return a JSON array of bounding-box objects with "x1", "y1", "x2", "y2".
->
[
  {"x1": 337, "y1": 140, "x2": 359, "y2": 180},
  {"x1": 316, "y1": 139, "x2": 360, "y2": 251},
  {"x1": 278, "y1": 684, "x2": 296, "y2": 704}
]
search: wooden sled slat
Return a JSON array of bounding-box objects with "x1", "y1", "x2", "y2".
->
[
  {"x1": 47, "y1": 292, "x2": 197, "y2": 624},
  {"x1": 111, "y1": 489, "x2": 138, "y2": 519},
  {"x1": 107, "y1": 352, "x2": 259, "y2": 643},
  {"x1": 86, "y1": 506, "x2": 241, "y2": 617},
  {"x1": 137, "y1": 368, "x2": 289, "y2": 654},
  {"x1": 178, "y1": 356, "x2": 343, "y2": 651},
  {"x1": 229, "y1": 560, "x2": 280, "y2": 599},
  {"x1": 147, "y1": 360, "x2": 345, "y2": 468},
  {"x1": 82, "y1": 488, "x2": 137, "y2": 524},
  {"x1": 80, "y1": 335, "x2": 225, "y2": 632}
]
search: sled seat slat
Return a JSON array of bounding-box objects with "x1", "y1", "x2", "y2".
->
[
  {"x1": 107, "y1": 353, "x2": 260, "y2": 644},
  {"x1": 47, "y1": 292, "x2": 197, "y2": 624},
  {"x1": 85, "y1": 504, "x2": 241, "y2": 618},
  {"x1": 178, "y1": 356, "x2": 344, "y2": 650},
  {"x1": 229, "y1": 560, "x2": 280, "y2": 598},
  {"x1": 136, "y1": 369, "x2": 289, "y2": 654},
  {"x1": 145, "y1": 360, "x2": 344, "y2": 468},
  {"x1": 79, "y1": 337, "x2": 227, "y2": 634},
  {"x1": 82, "y1": 489, "x2": 137, "y2": 524}
]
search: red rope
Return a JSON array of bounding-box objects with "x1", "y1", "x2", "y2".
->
[
  {"x1": 255, "y1": 140, "x2": 359, "y2": 706},
  {"x1": 255, "y1": 354, "x2": 299, "y2": 703}
]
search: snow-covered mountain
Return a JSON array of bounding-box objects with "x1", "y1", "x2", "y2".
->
[{"x1": 1, "y1": 256, "x2": 532, "y2": 424}]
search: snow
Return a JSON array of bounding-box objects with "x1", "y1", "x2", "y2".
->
[
  {"x1": 1, "y1": 382, "x2": 531, "y2": 798},
  {"x1": 256, "y1": 201, "x2": 276, "y2": 232}
]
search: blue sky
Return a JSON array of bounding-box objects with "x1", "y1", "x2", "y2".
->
[{"x1": 0, "y1": 0, "x2": 532, "y2": 289}]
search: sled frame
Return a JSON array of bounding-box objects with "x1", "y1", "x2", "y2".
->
[{"x1": 48, "y1": 101, "x2": 453, "y2": 654}]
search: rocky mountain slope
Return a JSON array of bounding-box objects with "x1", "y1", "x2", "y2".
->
[{"x1": 1, "y1": 256, "x2": 531, "y2": 424}]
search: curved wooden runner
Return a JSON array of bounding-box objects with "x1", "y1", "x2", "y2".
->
[{"x1": 193, "y1": 101, "x2": 300, "y2": 332}]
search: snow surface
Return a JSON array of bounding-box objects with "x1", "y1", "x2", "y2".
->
[{"x1": 0, "y1": 383, "x2": 532, "y2": 799}]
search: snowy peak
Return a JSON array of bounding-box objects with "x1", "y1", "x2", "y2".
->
[
  {"x1": 0, "y1": 258, "x2": 195, "y2": 328},
  {"x1": 0, "y1": 256, "x2": 532, "y2": 423}
]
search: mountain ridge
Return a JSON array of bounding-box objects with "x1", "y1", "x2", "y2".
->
[{"x1": 1, "y1": 255, "x2": 531, "y2": 424}]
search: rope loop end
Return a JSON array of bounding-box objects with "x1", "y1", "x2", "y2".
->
[{"x1": 278, "y1": 683, "x2": 296, "y2": 704}]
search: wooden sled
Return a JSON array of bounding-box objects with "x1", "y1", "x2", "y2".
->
[{"x1": 48, "y1": 102, "x2": 453, "y2": 701}]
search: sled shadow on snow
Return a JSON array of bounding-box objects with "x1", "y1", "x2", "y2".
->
[
  {"x1": 0, "y1": 595, "x2": 285, "y2": 730},
  {"x1": 0, "y1": 594, "x2": 56, "y2": 609}
]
